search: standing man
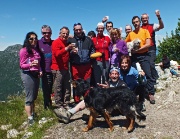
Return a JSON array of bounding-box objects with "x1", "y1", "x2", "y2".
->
[
  {"x1": 125, "y1": 24, "x2": 132, "y2": 37},
  {"x1": 68, "y1": 23, "x2": 95, "y2": 103},
  {"x1": 141, "y1": 10, "x2": 164, "y2": 82},
  {"x1": 39, "y1": 25, "x2": 53, "y2": 109},
  {"x1": 125, "y1": 16, "x2": 156, "y2": 104},
  {"x1": 51, "y1": 26, "x2": 73, "y2": 109},
  {"x1": 102, "y1": 16, "x2": 113, "y2": 36},
  {"x1": 105, "y1": 21, "x2": 113, "y2": 34}
]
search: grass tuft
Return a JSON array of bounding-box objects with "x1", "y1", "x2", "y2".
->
[{"x1": 0, "y1": 91, "x2": 57, "y2": 138}]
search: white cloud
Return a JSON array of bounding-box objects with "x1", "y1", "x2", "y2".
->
[
  {"x1": 32, "y1": 18, "x2": 36, "y2": 21},
  {"x1": 0, "y1": 36, "x2": 5, "y2": 39},
  {"x1": 155, "y1": 34, "x2": 165, "y2": 45}
]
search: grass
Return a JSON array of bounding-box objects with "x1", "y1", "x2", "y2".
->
[{"x1": 0, "y1": 91, "x2": 57, "y2": 139}]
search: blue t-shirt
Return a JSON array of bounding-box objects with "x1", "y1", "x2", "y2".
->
[{"x1": 120, "y1": 67, "x2": 139, "y2": 91}]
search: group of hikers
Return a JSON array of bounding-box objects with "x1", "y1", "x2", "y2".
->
[{"x1": 19, "y1": 10, "x2": 164, "y2": 125}]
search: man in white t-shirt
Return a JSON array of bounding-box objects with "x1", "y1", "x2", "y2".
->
[{"x1": 102, "y1": 16, "x2": 113, "y2": 37}]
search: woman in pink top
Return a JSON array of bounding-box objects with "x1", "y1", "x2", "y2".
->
[{"x1": 19, "y1": 32, "x2": 42, "y2": 125}]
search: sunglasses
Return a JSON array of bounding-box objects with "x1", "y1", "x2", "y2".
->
[
  {"x1": 29, "y1": 37, "x2": 37, "y2": 41},
  {"x1": 42, "y1": 32, "x2": 51, "y2": 35},
  {"x1": 73, "y1": 23, "x2": 81, "y2": 27}
]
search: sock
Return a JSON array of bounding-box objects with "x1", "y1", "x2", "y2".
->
[
  {"x1": 28, "y1": 116, "x2": 33, "y2": 120},
  {"x1": 68, "y1": 108, "x2": 76, "y2": 115}
]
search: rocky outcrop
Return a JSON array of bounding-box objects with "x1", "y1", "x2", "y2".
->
[{"x1": 2, "y1": 117, "x2": 53, "y2": 139}]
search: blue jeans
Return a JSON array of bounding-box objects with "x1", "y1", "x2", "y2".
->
[
  {"x1": 148, "y1": 50, "x2": 159, "y2": 81},
  {"x1": 131, "y1": 53, "x2": 155, "y2": 95}
]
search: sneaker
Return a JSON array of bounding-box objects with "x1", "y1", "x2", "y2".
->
[
  {"x1": 53, "y1": 108, "x2": 72, "y2": 124},
  {"x1": 141, "y1": 103, "x2": 146, "y2": 112},
  {"x1": 149, "y1": 94, "x2": 155, "y2": 104},
  {"x1": 28, "y1": 118, "x2": 34, "y2": 126},
  {"x1": 63, "y1": 104, "x2": 71, "y2": 110},
  {"x1": 31, "y1": 113, "x2": 36, "y2": 119}
]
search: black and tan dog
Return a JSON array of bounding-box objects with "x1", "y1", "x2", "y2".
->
[{"x1": 72, "y1": 79, "x2": 146, "y2": 132}]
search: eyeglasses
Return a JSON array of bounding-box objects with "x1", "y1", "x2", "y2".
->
[
  {"x1": 73, "y1": 23, "x2": 81, "y2": 27},
  {"x1": 42, "y1": 32, "x2": 51, "y2": 35},
  {"x1": 74, "y1": 29, "x2": 82, "y2": 32},
  {"x1": 29, "y1": 37, "x2": 37, "y2": 41}
]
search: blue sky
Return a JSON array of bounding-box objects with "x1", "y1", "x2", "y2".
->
[{"x1": 0, "y1": 0, "x2": 180, "y2": 51}]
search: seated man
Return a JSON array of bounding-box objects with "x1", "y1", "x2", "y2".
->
[
  {"x1": 53, "y1": 67, "x2": 127, "y2": 124},
  {"x1": 159, "y1": 54, "x2": 170, "y2": 70}
]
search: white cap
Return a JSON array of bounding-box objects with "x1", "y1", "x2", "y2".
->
[
  {"x1": 155, "y1": 9, "x2": 159, "y2": 12},
  {"x1": 97, "y1": 22, "x2": 104, "y2": 27}
]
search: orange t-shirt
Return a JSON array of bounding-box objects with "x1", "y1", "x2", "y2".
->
[{"x1": 125, "y1": 28, "x2": 151, "y2": 53}]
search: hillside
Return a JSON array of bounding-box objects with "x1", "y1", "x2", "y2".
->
[{"x1": 0, "y1": 44, "x2": 23, "y2": 101}]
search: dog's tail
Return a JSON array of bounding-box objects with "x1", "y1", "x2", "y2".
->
[{"x1": 134, "y1": 103, "x2": 146, "y2": 121}]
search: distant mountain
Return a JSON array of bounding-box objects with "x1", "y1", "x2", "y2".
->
[{"x1": 0, "y1": 44, "x2": 23, "y2": 101}]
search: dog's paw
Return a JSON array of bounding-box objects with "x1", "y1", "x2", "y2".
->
[
  {"x1": 108, "y1": 127, "x2": 114, "y2": 132},
  {"x1": 122, "y1": 126, "x2": 128, "y2": 130},
  {"x1": 82, "y1": 127, "x2": 89, "y2": 132},
  {"x1": 127, "y1": 126, "x2": 134, "y2": 132}
]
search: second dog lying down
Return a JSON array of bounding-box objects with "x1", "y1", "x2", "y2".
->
[{"x1": 72, "y1": 79, "x2": 146, "y2": 132}]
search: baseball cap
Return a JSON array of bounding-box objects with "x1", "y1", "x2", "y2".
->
[
  {"x1": 110, "y1": 67, "x2": 120, "y2": 74},
  {"x1": 97, "y1": 22, "x2": 104, "y2": 27}
]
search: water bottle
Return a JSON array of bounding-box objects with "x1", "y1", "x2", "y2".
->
[
  {"x1": 27, "y1": 57, "x2": 30, "y2": 64},
  {"x1": 138, "y1": 74, "x2": 146, "y2": 85}
]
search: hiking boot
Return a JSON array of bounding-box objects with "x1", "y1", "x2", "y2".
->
[
  {"x1": 149, "y1": 94, "x2": 155, "y2": 104},
  {"x1": 53, "y1": 108, "x2": 72, "y2": 124}
]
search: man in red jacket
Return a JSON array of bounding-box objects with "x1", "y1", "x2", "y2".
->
[{"x1": 51, "y1": 26, "x2": 74, "y2": 109}]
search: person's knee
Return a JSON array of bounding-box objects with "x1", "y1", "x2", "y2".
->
[{"x1": 25, "y1": 101, "x2": 33, "y2": 106}]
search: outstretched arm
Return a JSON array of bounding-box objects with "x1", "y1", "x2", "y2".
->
[{"x1": 155, "y1": 10, "x2": 164, "y2": 30}]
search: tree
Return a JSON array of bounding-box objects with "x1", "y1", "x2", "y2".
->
[{"x1": 156, "y1": 18, "x2": 180, "y2": 63}]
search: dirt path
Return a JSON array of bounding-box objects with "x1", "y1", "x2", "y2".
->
[{"x1": 43, "y1": 78, "x2": 180, "y2": 139}]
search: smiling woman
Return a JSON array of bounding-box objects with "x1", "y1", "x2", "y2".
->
[{"x1": 19, "y1": 31, "x2": 42, "y2": 126}]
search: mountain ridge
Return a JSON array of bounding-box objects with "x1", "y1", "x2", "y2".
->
[{"x1": 0, "y1": 44, "x2": 23, "y2": 101}]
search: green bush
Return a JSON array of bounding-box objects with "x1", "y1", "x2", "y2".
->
[{"x1": 156, "y1": 18, "x2": 180, "y2": 63}]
